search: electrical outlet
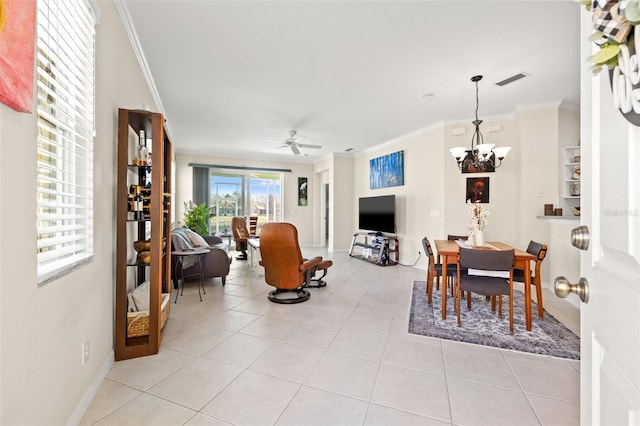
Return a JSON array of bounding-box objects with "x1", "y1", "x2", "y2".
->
[{"x1": 82, "y1": 338, "x2": 90, "y2": 365}]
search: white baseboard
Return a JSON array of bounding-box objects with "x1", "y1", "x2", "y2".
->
[{"x1": 66, "y1": 351, "x2": 114, "y2": 426}]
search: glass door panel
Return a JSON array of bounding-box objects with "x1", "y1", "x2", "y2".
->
[
  {"x1": 209, "y1": 173, "x2": 244, "y2": 236},
  {"x1": 248, "y1": 172, "x2": 282, "y2": 234},
  {"x1": 208, "y1": 169, "x2": 282, "y2": 238}
]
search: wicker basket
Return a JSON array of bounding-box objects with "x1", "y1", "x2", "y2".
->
[{"x1": 126, "y1": 293, "x2": 170, "y2": 338}]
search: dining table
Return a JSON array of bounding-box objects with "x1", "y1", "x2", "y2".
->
[{"x1": 434, "y1": 239, "x2": 537, "y2": 331}]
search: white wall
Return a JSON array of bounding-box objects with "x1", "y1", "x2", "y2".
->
[
  {"x1": 444, "y1": 117, "x2": 520, "y2": 246},
  {"x1": 173, "y1": 152, "x2": 316, "y2": 245},
  {"x1": 352, "y1": 128, "x2": 446, "y2": 267},
  {"x1": 348, "y1": 107, "x2": 580, "y2": 289},
  {"x1": 0, "y1": 2, "x2": 159, "y2": 423},
  {"x1": 331, "y1": 155, "x2": 356, "y2": 251}
]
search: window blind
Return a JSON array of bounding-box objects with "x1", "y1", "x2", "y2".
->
[{"x1": 36, "y1": 0, "x2": 97, "y2": 284}]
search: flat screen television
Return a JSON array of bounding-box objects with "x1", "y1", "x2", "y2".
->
[{"x1": 358, "y1": 195, "x2": 396, "y2": 234}]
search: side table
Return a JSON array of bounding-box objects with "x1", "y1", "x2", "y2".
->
[{"x1": 172, "y1": 248, "x2": 210, "y2": 302}]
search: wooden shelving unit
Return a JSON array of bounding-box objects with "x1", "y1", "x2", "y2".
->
[
  {"x1": 348, "y1": 233, "x2": 399, "y2": 266},
  {"x1": 115, "y1": 109, "x2": 172, "y2": 360}
]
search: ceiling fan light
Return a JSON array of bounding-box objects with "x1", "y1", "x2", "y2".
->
[
  {"x1": 492, "y1": 146, "x2": 511, "y2": 159},
  {"x1": 450, "y1": 147, "x2": 467, "y2": 160}
]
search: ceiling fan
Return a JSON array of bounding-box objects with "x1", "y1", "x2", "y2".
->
[{"x1": 268, "y1": 130, "x2": 321, "y2": 155}]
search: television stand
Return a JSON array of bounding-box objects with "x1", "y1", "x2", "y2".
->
[{"x1": 348, "y1": 233, "x2": 399, "y2": 266}]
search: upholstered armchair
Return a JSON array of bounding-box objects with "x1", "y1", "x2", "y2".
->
[
  {"x1": 231, "y1": 216, "x2": 249, "y2": 260},
  {"x1": 259, "y1": 222, "x2": 332, "y2": 304},
  {"x1": 171, "y1": 229, "x2": 232, "y2": 288}
]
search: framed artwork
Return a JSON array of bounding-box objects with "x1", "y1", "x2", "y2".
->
[
  {"x1": 298, "y1": 177, "x2": 308, "y2": 206},
  {"x1": 461, "y1": 151, "x2": 496, "y2": 173},
  {"x1": 370, "y1": 150, "x2": 404, "y2": 189},
  {"x1": 466, "y1": 177, "x2": 490, "y2": 203},
  {"x1": 0, "y1": 0, "x2": 37, "y2": 112}
]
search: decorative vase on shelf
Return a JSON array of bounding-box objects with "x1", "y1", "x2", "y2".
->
[{"x1": 474, "y1": 228, "x2": 485, "y2": 246}]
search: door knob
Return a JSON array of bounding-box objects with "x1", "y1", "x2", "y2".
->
[
  {"x1": 554, "y1": 276, "x2": 590, "y2": 303},
  {"x1": 571, "y1": 225, "x2": 590, "y2": 251}
]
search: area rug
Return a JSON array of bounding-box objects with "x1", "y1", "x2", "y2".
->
[{"x1": 408, "y1": 281, "x2": 580, "y2": 359}]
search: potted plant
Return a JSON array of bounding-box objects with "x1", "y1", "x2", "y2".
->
[{"x1": 183, "y1": 202, "x2": 211, "y2": 236}]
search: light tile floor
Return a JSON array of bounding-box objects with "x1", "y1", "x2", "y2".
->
[{"x1": 81, "y1": 249, "x2": 580, "y2": 425}]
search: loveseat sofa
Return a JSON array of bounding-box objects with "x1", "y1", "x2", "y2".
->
[{"x1": 171, "y1": 227, "x2": 232, "y2": 288}]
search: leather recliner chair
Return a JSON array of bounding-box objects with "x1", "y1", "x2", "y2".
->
[
  {"x1": 231, "y1": 216, "x2": 249, "y2": 260},
  {"x1": 259, "y1": 222, "x2": 332, "y2": 304}
]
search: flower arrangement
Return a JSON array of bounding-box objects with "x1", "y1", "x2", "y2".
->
[{"x1": 469, "y1": 201, "x2": 489, "y2": 232}]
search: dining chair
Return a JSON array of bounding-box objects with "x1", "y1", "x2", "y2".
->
[
  {"x1": 249, "y1": 216, "x2": 258, "y2": 236},
  {"x1": 421, "y1": 237, "x2": 457, "y2": 305},
  {"x1": 512, "y1": 240, "x2": 547, "y2": 319},
  {"x1": 439, "y1": 234, "x2": 468, "y2": 267},
  {"x1": 456, "y1": 248, "x2": 515, "y2": 333}
]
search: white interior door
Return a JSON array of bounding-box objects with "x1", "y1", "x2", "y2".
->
[{"x1": 578, "y1": 12, "x2": 640, "y2": 424}]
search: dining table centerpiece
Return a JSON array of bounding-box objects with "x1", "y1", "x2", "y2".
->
[{"x1": 468, "y1": 201, "x2": 489, "y2": 246}]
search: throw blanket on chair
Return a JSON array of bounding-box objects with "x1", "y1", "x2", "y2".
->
[{"x1": 171, "y1": 227, "x2": 209, "y2": 269}]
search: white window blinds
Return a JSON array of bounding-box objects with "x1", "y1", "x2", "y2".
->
[{"x1": 36, "y1": 0, "x2": 97, "y2": 284}]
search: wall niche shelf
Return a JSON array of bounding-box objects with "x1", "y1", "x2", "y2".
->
[{"x1": 562, "y1": 146, "x2": 581, "y2": 200}]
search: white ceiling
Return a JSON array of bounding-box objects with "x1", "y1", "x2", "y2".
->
[{"x1": 119, "y1": 1, "x2": 581, "y2": 163}]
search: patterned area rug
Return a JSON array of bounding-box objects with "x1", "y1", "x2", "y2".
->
[{"x1": 408, "y1": 281, "x2": 580, "y2": 359}]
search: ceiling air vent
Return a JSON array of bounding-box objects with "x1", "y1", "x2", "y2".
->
[
  {"x1": 344, "y1": 147, "x2": 354, "y2": 152},
  {"x1": 495, "y1": 72, "x2": 530, "y2": 87}
]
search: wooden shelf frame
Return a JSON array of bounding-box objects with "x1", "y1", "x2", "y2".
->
[{"x1": 115, "y1": 109, "x2": 172, "y2": 360}]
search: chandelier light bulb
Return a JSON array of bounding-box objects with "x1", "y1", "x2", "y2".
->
[
  {"x1": 492, "y1": 146, "x2": 511, "y2": 160},
  {"x1": 450, "y1": 147, "x2": 467, "y2": 161}
]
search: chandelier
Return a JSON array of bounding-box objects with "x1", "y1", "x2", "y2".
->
[{"x1": 450, "y1": 75, "x2": 511, "y2": 171}]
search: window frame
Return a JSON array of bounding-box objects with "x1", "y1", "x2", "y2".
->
[{"x1": 35, "y1": 0, "x2": 98, "y2": 285}]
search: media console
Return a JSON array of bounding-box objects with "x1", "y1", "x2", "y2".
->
[{"x1": 348, "y1": 232, "x2": 399, "y2": 266}]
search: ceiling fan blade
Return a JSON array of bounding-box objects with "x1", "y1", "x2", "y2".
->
[
  {"x1": 268, "y1": 145, "x2": 288, "y2": 151},
  {"x1": 297, "y1": 143, "x2": 321, "y2": 149},
  {"x1": 291, "y1": 144, "x2": 301, "y2": 155},
  {"x1": 266, "y1": 139, "x2": 283, "y2": 144}
]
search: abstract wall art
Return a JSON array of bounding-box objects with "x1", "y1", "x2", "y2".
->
[
  {"x1": 370, "y1": 150, "x2": 404, "y2": 189},
  {"x1": 0, "y1": 0, "x2": 37, "y2": 113}
]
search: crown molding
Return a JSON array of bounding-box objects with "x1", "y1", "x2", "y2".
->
[
  {"x1": 113, "y1": 1, "x2": 168, "y2": 131},
  {"x1": 516, "y1": 99, "x2": 579, "y2": 113},
  {"x1": 355, "y1": 122, "x2": 445, "y2": 158}
]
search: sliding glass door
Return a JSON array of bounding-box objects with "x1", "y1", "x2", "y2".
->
[{"x1": 208, "y1": 169, "x2": 282, "y2": 236}]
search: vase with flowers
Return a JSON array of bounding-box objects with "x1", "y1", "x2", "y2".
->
[{"x1": 468, "y1": 201, "x2": 489, "y2": 246}]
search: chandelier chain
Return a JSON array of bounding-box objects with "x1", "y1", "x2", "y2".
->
[{"x1": 475, "y1": 78, "x2": 479, "y2": 123}]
